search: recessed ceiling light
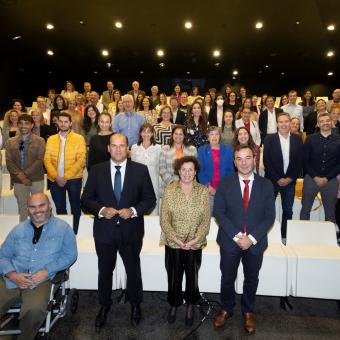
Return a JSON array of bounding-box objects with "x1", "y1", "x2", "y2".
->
[
  {"x1": 255, "y1": 21, "x2": 263, "y2": 29},
  {"x1": 214, "y1": 62, "x2": 221, "y2": 67},
  {"x1": 94, "y1": 71, "x2": 98, "y2": 74},
  {"x1": 140, "y1": 70, "x2": 144, "y2": 74},
  {"x1": 157, "y1": 49, "x2": 164, "y2": 57},
  {"x1": 232, "y1": 70, "x2": 238, "y2": 75},
  {"x1": 295, "y1": 21, "x2": 301, "y2": 25},
  {"x1": 327, "y1": 50, "x2": 334, "y2": 57},
  {"x1": 265, "y1": 64, "x2": 269, "y2": 68},
  {"x1": 232, "y1": 76, "x2": 236, "y2": 80},
  {"x1": 327, "y1": 24, "x2": 335, "y2": 31},
  {"x1": 106, "y1": 62, "x2": 112, "y2": 68},
  {"x1": 186, "y1": 71, "x2": 190, "y2": 75},
  {"x1": 159, "y1": 62, "x2": 165, "y2": 69},
  {"x1": 101, "y1": 49, "x2": 109, "y2": 57},
  {"x1": 184, "y1": 21, "x2": 192, "y2": 29},
  {"x1": 328, "y1": 71, "x2": 334, "y2": 76},
  {"x1": 281, "y1": 72, "x2": 285, "y2": 75},
  {"x1": 79, "y1": 20, "x2": 85, "y2": 25},
  {"x1": 47, "y1": 49, "x2": 54, "y2": 56},
  {"x1": 12, "y1": 35, "x2": 22, "y2": 40},
  {"x1": 115, "y1": 21, "x2": 123, "y2": 29},
  {"x1": 213, "y1": 50, "x2": 220, "y2": 57},
  {"x1": 46, "y1": 23, "x2": 54, "y2": 30}
]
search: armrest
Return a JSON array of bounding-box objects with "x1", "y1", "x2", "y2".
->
[{"x1": 51, "y1": 269, "x2": 69, "y2": 284}]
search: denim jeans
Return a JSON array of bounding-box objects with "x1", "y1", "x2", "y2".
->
[
  {"x1": 274, "y1": 182, "x2": 295, "y2": 238},
  {"x1": 50, "y1": 178, "x2": 82, "y2": 234}
]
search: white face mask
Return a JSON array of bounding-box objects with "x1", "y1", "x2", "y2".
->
[{"x1": 216, "y1": 99, "x2": 224, "y2": 106}]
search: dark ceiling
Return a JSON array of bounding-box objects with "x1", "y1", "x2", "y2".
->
[{"x1": 0, "y1": 0, "x2": 339, "y2": 106}]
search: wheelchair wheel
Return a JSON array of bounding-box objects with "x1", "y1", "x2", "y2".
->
[{"x1": 66, "y1": 289, "x2": 79, "y2": 316}]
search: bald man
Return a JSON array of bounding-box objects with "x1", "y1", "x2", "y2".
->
[{"x1": 0, "y1": 193, "x2": 77, "y2": 340}]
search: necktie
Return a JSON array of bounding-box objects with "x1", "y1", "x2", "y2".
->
[
  {"x1": 243, "y1": 179, "x2": 250, "y2": 233},
  {"x1": 114, "y1": 166, "x2": 121, "y2": 203}
]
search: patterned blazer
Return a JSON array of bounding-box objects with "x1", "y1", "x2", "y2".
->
[{"x1": 159, "y1": 144, "x2": 197, "y2": 195}]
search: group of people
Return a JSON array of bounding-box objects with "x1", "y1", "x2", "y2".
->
[{"x1": 0, "y1": 80, "x2": 340, "y2": 338}]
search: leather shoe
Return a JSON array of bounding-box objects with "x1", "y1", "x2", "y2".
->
[
  {"x1": 185, "y1": 304, "x2": 194, "y2": 327},
  {"x1": 243, "y1": 312, "x2": 256, "y2": 334},
  {"x1": 167, "y1": 306, "x2": 177, "y2": 324},
  {"x1": 131, "y1": 304, "x2": 141, "y2": 326},
  {"x1": 213, "y1": 309, "x2": 232, "y2": 328},
  {"x1": 95, "y1": 306, "x2": 110, "y2": 332}
]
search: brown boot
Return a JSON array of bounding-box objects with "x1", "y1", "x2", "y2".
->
[
  {"x1": 243, "y1": 312, "x2": 256, "y2": 334},
  {"x1": 213, "y1": 309, "x2": 232, "y2": 328}
]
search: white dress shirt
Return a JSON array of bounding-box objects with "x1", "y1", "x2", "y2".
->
[
  {"x1": 281, "y1": 103, "x2": 304, "y2": 131},
  {"x1": 267, "y1": 109, "x2": 277, "y2": 134},
  {"x1": 278, "y1": 132, "x2": 290, "y2": 174},
  {"x1": 233, "y1": 173, "x2": 257, "y2": 245}
]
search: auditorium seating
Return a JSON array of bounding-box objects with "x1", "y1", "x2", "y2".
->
[{"x1": 286, "y1": 220, "x2": 340, "y2": 299}]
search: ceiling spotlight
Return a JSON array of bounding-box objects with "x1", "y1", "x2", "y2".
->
[
  {"x1": 157, "y1": 49, "x2": 164, "y2": 57},
  {"x1": 101, "y1": 49, "x2": 109, "y2": 57},
  {"x1": 46, "y1": 23, "x2": 54, "y2": 30},
  {"x1": 327, "y1": 50, "x2": 334, "y2": 57},
  {"x1": 186, "y1": 71, "x2": 190, "y2": 75},
  {"x1": 159, "y1": 62, "x2": 165, "y2": 69},
  {"x1": 47, "y1": 49, "x2": 54, "y2": 56},
  {"x1": 184, "y1": 21, "x2": 192, "y2": 29},
  {"x1": 140, "y1": 70, "x2": 144, "y2": 74},
  {"x1": 214, "y1": 62, "x2": 221, "y2": 67},
  {"x1": 328, "y1": 71, "x2": 334, "y2": 76},
  {"x1": 255, "y1": 21, "x2": 263, "y2": 29},
  {"x1": 232, "y1": 70, "x2": 238, "y2": 75},
  {"x1": 106, "y1": 62, "x2": 112, "y2": 68},
  {"x1": 265, "y1": 64, "x2": 269, "y2": 68},
  {"x1": 79, "y1": 20, "x2": 85, "y2": 25},
  {"x1": 94, "y1": 71, "x2": 98, "y2": 74},
  {"x1": 12, "y1": 35, "x2": 22, "y2": 40},
  {"x1": 213, "y1": 50, "x2": 220, "y2": 57},
  {"x1": 115, "y1": 21, "x2": 123, "y2": 28},
  {"x1": 327, "y1": 24, "x2": 335, "y2": 31},
  {"x1": 281, "y1": 72, "x2": 285, "y2": 75}
]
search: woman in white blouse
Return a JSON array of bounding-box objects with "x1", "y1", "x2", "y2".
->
[
  {"x1": 131, "y1": 123, "x2": 162, "y2": 214},
  {"x1": 235, "y1": 107, "x2": 261, "y2": 146}
]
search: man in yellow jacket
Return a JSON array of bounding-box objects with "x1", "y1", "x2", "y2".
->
[{"x1": 44, "y1": 112, "x2": 86, "y2": 234}]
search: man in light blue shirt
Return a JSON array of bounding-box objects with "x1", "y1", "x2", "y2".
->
[
  {"x1": 112, "y1": 94, "x2": 145, "y2": 146},
  {"x1": 0, "y1": 193, "x2": 77, "y2": 340}
]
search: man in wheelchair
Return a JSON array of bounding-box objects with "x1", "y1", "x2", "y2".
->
[{"x1": 0, "y1": 192, "x2": 77, "y2": 340}]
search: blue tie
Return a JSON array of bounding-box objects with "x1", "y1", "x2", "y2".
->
[{"x1": 114, "y1": 166, "x2": 121, "y2": 203}]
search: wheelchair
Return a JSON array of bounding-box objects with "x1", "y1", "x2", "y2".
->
[{"x1": 0, "y1": 269, "x2": 79, "y2": 338}]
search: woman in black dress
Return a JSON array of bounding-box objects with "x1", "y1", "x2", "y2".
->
[{"x1": 87, "y1": 112, "x2": 112, "y2": 170}]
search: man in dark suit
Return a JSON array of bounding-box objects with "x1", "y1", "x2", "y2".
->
[
  {"x1": 81, "y1": 133, "x2": 156, "y2": 330},
  {"x1": 169, "y1": 96, "x2": 186, "y2": 125},
  {"x1": 127, "y1": 80, "x2": 146, "y2": 103},
  {"x1": 213, "y1": 145, "x2": 275, "y2": 334},
  {"x1": 258, "y1": 95, "x2": 283, "y2": 144},
  {"x1": 264, "y1": 112, "x2": 303, "y2": 239}
]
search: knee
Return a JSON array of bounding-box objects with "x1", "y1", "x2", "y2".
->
[{"x1": 20, "y1": 303, "x2": 47, "y2": 320}]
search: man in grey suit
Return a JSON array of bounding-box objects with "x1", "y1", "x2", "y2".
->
[
  {"x1": 213, "y1": 145, "x2": 275, "y2": 334},
  {"x1": 101, "y1": 80, "x2": 114, "y2": 110}
]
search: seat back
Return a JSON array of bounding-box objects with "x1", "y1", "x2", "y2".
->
[
  {"x1": 287, "y1": 220, "x2": 337, "y2": 246},
  {"x1": 0, "y1": 215, "x2": 20, "y2": 240},
  {"x1": 77, "y1": 215, "x2": 94, "y2": 237},
  {"x1": 267, "y1": 220, "x2": 282, "y2": 243}
]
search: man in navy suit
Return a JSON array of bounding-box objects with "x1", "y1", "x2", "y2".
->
[
  {"x1": 81, "y1": 134, "x2": 156, "y2": 330},
  {"x1": 213, "y1": 145, "x2": 275, "y2": 334},
  {"x1": 264, "y1": 112, "x2": 303, "y2": 239}
]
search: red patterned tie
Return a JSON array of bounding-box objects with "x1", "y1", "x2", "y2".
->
[{"x1": 243, "y1": 179, "x2": 250, "y2": 233}]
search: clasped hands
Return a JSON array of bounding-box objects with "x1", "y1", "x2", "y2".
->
[
  {"x1": 174, "y1": 237, "x2": 199, "y2": 250},
  {"x1": 7, "y1": 269, "x2": 48, "y2": 289},
  {"x1": 101, "y1": 207, "x2": 133, "y2": 220},
  {"x1": 235, "y1": 234, "x2": 253, "y2": 250}
]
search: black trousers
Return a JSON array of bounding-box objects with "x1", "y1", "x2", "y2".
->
[
  {"x1": 165, "y1": 246, "x2": 202, "y2": 307},
  {"x1": 220, "y1": 247, "x2": 263, "y2": 314},
  {"x1": 95, "y1": 231, "x2": 143, "y2": 308}
]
